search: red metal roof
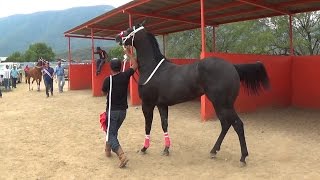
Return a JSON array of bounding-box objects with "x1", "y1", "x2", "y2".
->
[{"x1": 64, "y1": 0, "x2": 320, "y2": 39}]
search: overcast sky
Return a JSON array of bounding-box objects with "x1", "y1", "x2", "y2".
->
[{"x1": 0, "y1": 0, "x2": 132, "y2": 18}]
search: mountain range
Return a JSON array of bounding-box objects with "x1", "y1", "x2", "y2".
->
[{"x1": 0, "y1": 5, "x2": 116, "y2": 57}]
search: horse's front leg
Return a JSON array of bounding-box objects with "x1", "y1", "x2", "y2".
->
[
  {"x1": 31, "y1": 78, "x2": 35, "y2": 91},
  {"x1": 37, "y1": 79, "x2": 41, "y2": 91},
  {"x1": 140, "y1": 102, "x2": 155, "y2": 154},
  {"x1": 157, "y1": 105, "x2": 170, "y2": 156}
]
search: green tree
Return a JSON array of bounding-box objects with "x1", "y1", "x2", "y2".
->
[
  {"x1": 108, "y1": 46, "x2": 125, "y2": 60},
  {"x1": 24, "y1": 42, "x2": 55, "y2": 61},
  {"x1": 6, "y1": 51, "x2": 23, "y2": 62},
  {"x1": 293, "y1": 12, "x2": 320, "y2": 55}
]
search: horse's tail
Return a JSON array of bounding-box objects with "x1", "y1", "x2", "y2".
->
[{"x1": 234, "y1": 61, "x2": 270, "y2": 95}]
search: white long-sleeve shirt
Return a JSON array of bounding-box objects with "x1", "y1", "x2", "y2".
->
[{"x1": 4, "y1": 69, "x2": 11, "y2": 79}]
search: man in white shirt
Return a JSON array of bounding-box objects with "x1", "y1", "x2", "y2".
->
[
  {"x1": 0, "y1": 75, "x2": 3, "y2": 97},
  {"x1": 3, "y1": 65, "x2": 11, "y2": 90}
]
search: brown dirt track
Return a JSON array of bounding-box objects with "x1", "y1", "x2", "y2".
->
[{"x1": 1, "y1": 81, "x2": 320, "y2": 180}]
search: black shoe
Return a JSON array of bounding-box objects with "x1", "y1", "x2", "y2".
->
[{"x1": 51, "y1": 92, "x2": 53, "y2": 96}]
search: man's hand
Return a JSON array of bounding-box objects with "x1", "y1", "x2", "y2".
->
[{"x1": 123, "y1": 46, "x2": 138, "y2": 71}]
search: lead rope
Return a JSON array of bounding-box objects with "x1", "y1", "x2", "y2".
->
[{"x1": 106, "y1": 75, "x2": 112, "y2": 142}]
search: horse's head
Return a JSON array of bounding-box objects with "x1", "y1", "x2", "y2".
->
[
  {"x1": 115, "y1": 20, "x2": 147, "y2": 46},
  {"x1": 36, "y1": 58, "x2": 45, "y2": 67}
]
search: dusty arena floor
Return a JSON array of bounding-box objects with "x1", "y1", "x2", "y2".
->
[{"x1": 1, "y1": 81, "x2": 320, "y2": 180}]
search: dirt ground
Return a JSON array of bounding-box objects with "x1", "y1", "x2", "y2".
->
[{"x1": 1, "y1": 81, "x2": 320, "y2": 180}]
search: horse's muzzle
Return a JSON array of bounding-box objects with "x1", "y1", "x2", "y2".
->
[{"x1": 115, "y1": 35, "x2": 123, "y2": 45}]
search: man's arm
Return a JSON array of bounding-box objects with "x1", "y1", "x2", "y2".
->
[
  {"x1": 123, "y1": 46, "x2": 138, "y2": 71},
  {"x1": 101, "y1": 77, "x2": 110, "y2": 95}
]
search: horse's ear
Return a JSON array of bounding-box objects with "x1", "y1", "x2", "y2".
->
[{"x1": 140, "y1": 19, "x2": 147, "y2": 26}]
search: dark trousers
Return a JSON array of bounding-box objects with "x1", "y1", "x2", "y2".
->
[
  {"x1": 4, "y1": 79, "x2": 11, "y2": 90},
  {"x1": 44, "y1": 79, "x2": 53, "y2": 96},
  {"x1": 106, "y1": 110, "x2": 127, "y2": 152},
  {"x1": 96, "y1": 59, "x2": 106, "y2": 73},
  {"x1": 0, "y1": 87, "x2": 2, "y2": 97},
  {"x1": 11, "y1": 78, "x2": 17, "y2": 88}
]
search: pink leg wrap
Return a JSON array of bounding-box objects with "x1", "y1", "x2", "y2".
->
[
  {"x1": 164, "y1": 132, "x2": 171, "y2": 147},
  {"x1": 144, "y1": 135, "x2": 150, "y2": 148}
]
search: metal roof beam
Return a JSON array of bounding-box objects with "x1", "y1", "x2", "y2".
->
[
  {"x1": 236, "y1": 0, "x2": 290, "y2": 15},
  {"x1": 126, "y1": 10, "x2": 212, "y2": 26},
  {"x1": 153, "y1": 0, "x2": 199, "y2": 14},
  {"x1": 64, "y1": 0, "x2": 150, "y2": 34},
  {"x1": 279, "y1": 0, "x2": 319, "y2": 7},
  {"x1": 179, "y1": 1, "x2": 243, "y2": 19},
  {"x1": 149, "y1": 23, "x2": 197, "y2": 34},
  {"x1": 64, "y1": 34, "x2": 114, "y2": 40},
  {"x1": 220, "y1": 12, "x2": 279, "y2": 25},
  {"x1": 87, "y1": 25, "x2": 121, "y2": 32},
  {"x1": 207, "y1": 7, "x2": 261, "y2": 20}
]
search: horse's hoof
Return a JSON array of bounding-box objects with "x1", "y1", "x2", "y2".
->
[
  {"x1": 240, "y1": 161, "x2": 247, "y2": 167},
  {"x1": 210, "y1": 152, "x2": 217, "y2": 159},
  {"x1": 162, "y1": 147, "x2": 169, "y2": 156},
  {"x1": 139, "y1": 147, "x2": 147, "y2": 154}
]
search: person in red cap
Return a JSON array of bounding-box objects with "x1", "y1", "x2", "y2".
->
[{"x1": 101, "y1": 46, "x2": 137, "y2": 168}]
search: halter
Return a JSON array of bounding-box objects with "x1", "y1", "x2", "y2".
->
[
  {"x1": 120, "y1": 25, "x2": 164, "y2": 85},
  {"x1": 121, "y1": 26, "x2": 145, "y2": 46},
  {"x1": 35, "y1": 58, "x2": 45, "y2": 69}
]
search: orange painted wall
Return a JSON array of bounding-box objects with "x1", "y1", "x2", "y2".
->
[
  {"x1": 70, "y1": 54, "x2": 320, "y2": 119},
  {"x1": 69, "y1": 64, "x2": 92, "y2": 90},
  {"x1": 292, "y1": 55, "x2": 320, "y2": 108}
]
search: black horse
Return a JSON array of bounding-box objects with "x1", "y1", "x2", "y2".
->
[{"x1": 115, "y1": 23, "x2": 269, "y2": 166}]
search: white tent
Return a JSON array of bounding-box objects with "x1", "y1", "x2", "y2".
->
[{"x1": 0, "y1": 57, "x2": 7, "y2": 62}]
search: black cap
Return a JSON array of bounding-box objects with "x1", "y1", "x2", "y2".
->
[
  {"x1": 110, "y1": 59, "x2": 121, "y2": 72},
  {"x1": 96, "y1": 47, "x2": 101, "y2": 51}
]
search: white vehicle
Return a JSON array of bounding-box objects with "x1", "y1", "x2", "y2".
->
[{"x1": 0, "y1": 63, "x2": 23, "y2": 83}]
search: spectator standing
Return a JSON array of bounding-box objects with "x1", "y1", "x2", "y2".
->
[
  {"x1": 10, "y1": 65, "x2": 19, "y2": 88},
  {"x1": 3, "y1": 65, "x2": 11, "y2": 91},
  {"x1": 54, "y1": 60, "x2": 65, "y2": 93},
  {"x1": 0, "y1": 75, "x2": 3, "y2": 97}
]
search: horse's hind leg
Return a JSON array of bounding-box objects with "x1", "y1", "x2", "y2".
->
[
  {"x1": 210, "y1": 108, "x2": 232, "y2": 158},
  {"x1": 211, "y1": 106, "x2": 248, "y2": 166},
  {"x1": 231, "y1": 112, "x2": 248, "y2": 166},
  {"x1": 157, "y1": 105, "x2": 170, "y2": 156},
  {"x1": 206, "y1": 88, "x2": 248, "y2": 166},
  {"x1": 140, "y1": 102, "x2": 155, "y2": 154}
]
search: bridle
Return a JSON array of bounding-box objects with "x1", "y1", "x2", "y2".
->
[
  {"x1": 35, "y1": 59, "x2": 45, "y2": 69},
  {"x1": 120, "y1": 25, "x2": 165, "y2": 85},
  {"x1": 120, "y1": 26, "x2": 145, "y2": 47}
]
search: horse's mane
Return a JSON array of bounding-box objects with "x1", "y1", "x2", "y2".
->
[{"x1": 146, "y1": 32, "x2": 166, "y2": 62}]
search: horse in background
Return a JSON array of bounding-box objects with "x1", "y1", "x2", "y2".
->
[
  {"x1": 26, "y1": 58, "x2": 44, "y2": 91},
  {"x1": 115, "y1": 23, "x2": 270, "y2": 166}
]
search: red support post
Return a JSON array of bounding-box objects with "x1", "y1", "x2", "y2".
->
[
  {"x1": 289, "y1": 15, "x2": 294, "y2": 56},
  {"x1": 129, "y1": 13, "x2": 141, "y2": 105},
  {"x1": 200, "y1": 0, "x2": 206, "y2": 55},
  {"x1": 68, "y1": 37, "x2": 71, "y2": 90},
  {"x1": 200, "y1": 0, "x2": 215, "y2": 121},
  {"x1": 91, "y1": 28, "x2": 95, "y2": 96}
]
